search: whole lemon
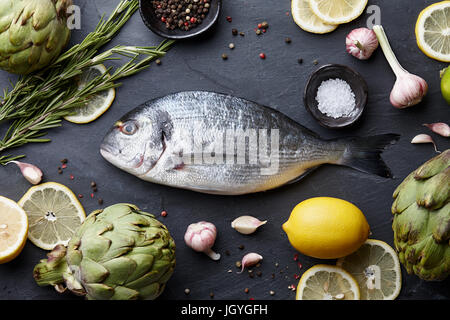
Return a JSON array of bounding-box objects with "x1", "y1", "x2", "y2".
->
[{"x1": 282, "y1": 197, "x2": 370, "y2": 259}]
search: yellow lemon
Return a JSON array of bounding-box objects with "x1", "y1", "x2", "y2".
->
[
  {"x1": 282, "y1": 197, "x2": 370, "y2": 259},
  {"x1": 0, "y1": 196, "x2": 28, "y2": 264}
]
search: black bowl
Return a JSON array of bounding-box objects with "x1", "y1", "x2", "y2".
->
[
  {"x1": 304, "y1": 64, "x2": 368, "y2": 129},
  {"x1": 139, "y1": 0, "x2": 222, "y2": 40}
]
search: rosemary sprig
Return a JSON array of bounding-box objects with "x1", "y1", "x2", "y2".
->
[{"x1": 0, "y1": 0, "x2": 175, "y2": 166}]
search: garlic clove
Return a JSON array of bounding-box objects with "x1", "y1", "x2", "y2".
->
[
  {"x1": 7, "y1": 161, "x2": 43, "y2": 185},
  {"x1": 411, "y1": 134, "x2": 440, "y2": 153},
  {"x1": 231, "y1": 216, "x2": 267, "y2": 235},
  {"x1": 238, "y1": 253, "x2": 263, "y2": 274},
  {"x1": 423, "y1": 123, "x2": 450, "y2": 137}
]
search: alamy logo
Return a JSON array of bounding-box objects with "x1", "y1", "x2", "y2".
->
[{"x1": 169, "y1": 127, "x2": 280, "y2": 176}]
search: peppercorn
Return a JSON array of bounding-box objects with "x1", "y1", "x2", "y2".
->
[
  {"x1": 313, "y1": 59, "x2": 318, "y2": 65},
  {"x1": 259, "y1": 53, "x2": 266, "y2": 59},
  {"x1": 226, "y1": 16, "x2": 232, "y2": 22},
  {"x1": 58, "y1": 168, "x2": 63, "y2": 174},
  {"x1": 209, "y1": 292, "x2": 214, "y2": 298},
  {"x1": 261, "y1": 21, "x2": 269, "y2": 29},
  {"x1": 229, "y1": 43, "x2": 235, "y2": 50},
  {"x1": 98, "y1": 198, "x2": 104, "y2": 205},
  {"x1": 256, "y1": 29, "x2": 262, "y2": 35},
  {"x1": 221, "y1": 53, "x2": 228, "y2": 60},
  {"x1": 256, "y1": 271, "x2": 262, "y2": 277},
  {"x1": 269, "y1": 290, "x2": 275, "y2": 296},
  {"x1": 61, "y1": 158, "x2": 68, "y2": 164},
  {"x1": 232, "y1": 28, "x2": 238, "y2": 36},
  {"x1": 238, "y1": 244, "x2": 244, "y2": 250},
  {"x1": 239, "y1": 32, "x2": 245, "y2": 36},
  {"x1": 244, "y1": 288, "x2": 249, "y2": 294},
  {"x1": 285, "y1": 37, "x2": 292, "y2": 44},
  {"x1": 90, "y1": 181, "x2": 96, "y2": 188},
  {"x1": 235, "y1": 261, "x2": 242, "y2": 268},
  {"x1": 156, "y1": 59, "x2": 162, "y2": 65},
  {"x1": 184, "y1": 288, "x2": 190, "y2": 295},
  {"x1": 297, "y1": 58, "x2": 303, "y2": 64},
  {"x1": 225, "y1": 250, "x2": 230, "y2": 256},
  {"x1": 161, "y1": 210, "x2": 168, "y2": 217}
]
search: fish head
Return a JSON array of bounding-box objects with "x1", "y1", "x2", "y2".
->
[{"x1": 100, "y1": 108, "x2": 168, "y2": 176}]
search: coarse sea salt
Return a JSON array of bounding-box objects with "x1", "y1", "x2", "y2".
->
[{"x1": 315, "y1": 78, "x2": 356, "y2": 119}]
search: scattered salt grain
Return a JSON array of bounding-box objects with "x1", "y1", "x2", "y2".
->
[{"x1": 316, "y1": 78, "x2": 356, "y2": 119}]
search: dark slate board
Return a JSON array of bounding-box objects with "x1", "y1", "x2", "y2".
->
[{"x1": 0, "y1": 0, "x2": 449, "y2": 300}]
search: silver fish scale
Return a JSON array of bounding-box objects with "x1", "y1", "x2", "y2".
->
[{"x1": 139, "y1": 92, "x2": 344, "y2": 195}]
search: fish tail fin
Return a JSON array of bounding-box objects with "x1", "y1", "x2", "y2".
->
[{"x1": 337, "y1": 134, "x2": 400, "y2": 178}]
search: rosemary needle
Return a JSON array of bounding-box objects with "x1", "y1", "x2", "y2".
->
[{"x1": 0, "y1": 0, "x2": 174, "y2": 166}]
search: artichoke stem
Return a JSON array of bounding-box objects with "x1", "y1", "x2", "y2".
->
[{"x1": 33, "y1": 257, "x2": 68, "y2": 287}]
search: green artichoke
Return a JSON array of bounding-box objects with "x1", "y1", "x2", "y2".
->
[
  {"x1": 0, "y1": 0, "x2": 72, "y2": 75},
  {"x1": 33, "y1": 203, "x2": 176, "y2": 300},
  {"x1": 392, "y1": 150, "x2": 450, "y2": 281}
]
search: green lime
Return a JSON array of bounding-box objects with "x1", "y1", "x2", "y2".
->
[{"x1": 440, "y1": 67, "x2": 450, "y2": 104}]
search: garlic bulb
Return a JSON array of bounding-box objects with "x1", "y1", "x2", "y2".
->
[
  {"x1": 184, "y1": 221, "x2": 221, "y2": 261},
  {"x1": 373, "y1": 25, "x2": 428, "y2": 109},
  {"x1": 346, "y1": 28, "x2": 379, "y2": 60},
  {"x1": 7, "y1": 161, "x2": 43, "y2": 185},
  {"x1": 231, "y1": 216, "x2": 267, "y2": 235}
]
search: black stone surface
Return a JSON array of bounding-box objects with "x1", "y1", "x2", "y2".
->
[{"x1": 0, "y1": 0, "x2": 449, "y2": 300}]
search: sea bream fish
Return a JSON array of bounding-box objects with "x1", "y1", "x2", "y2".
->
[{"x1": 100, "y1": 91, "x2": 399, "y2": 195}]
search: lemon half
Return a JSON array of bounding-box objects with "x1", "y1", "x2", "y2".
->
[
  {"x1": 18, "y1": 182, "x2": 86, "y2": 250},
  {"x1": 308, "y1": 0, "x2": 368, "y2": 25},
  {"x1": 292, "y1": 0, "x2": 338, "y2": 34},
  {"x1": 64, "y1": 64, "x2": 116, "y2": 124},
  {"x1": 416, "y1": 1, "x2": 450, "y2": 62},
  {"x1": 0, "y1": 196, "x2": 28, "y2": 264},
  {"x1": 296, "y1": 265, "x2": 360, "y2": 300},
  {"x1": 337, "y1": 239, "x2": 402, "y2": 300}
]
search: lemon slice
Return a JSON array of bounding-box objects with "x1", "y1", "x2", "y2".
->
[
  {"x1": 18, "y1": 182, "x2": 86, "y2": 250},
  {"x1": 336, "y1": 239, "x2": 402, "y2": 300},
  {"x1": 0, "y1": 196, "x2": 28, "y2": 264},
  {"x1": 308, "y1": 0, "x2": 368, "y2": 25},
  {"x1": 415, "y1": 1, "x2": 450, "y2": 62},
  {"x1": 296, "y1": 265, "x2": 360, "y2": 300},
  {"x1": 64, "y1": 64, "x2": 116, "y2": 124},
  {"x1": 291, "y1": 0, "x2": 338, "y2": 34}
]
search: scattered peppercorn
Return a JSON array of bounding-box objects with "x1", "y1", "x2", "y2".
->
[
  {"x1": 209, "y1": 292, "x2": 214, "y2": 298},
  {"x1": 256, "y1": 271, "x2": 262, "y2": 277},
  {"x1": 256, "y1": 29, "x2": 262, "y2": 35},
  {"x1": 69, "y1": 174, "x2": 74, "y2": 180},
  {"x1": 285, "y1": 37, "x2": 291, "y2": 44},
  {"x1": 61, "y1": 164, "x2": 67, "y2": 169},
  {"x1": 235, "y1": 261, "x2": 242, "y2": 268},
  {"x1": 259, "y1": 53, "x2": 266, "y2": 59},
  {"x1": 232, "y1": 28, "x2": 238, "y2": 36},
  {"x1": 271, "y1": 273, "x2": 275, "y2": 279},
  {"x1": 58, "y1": 168, "x2": 63, "y2": 174},
  {"x1": 98, "y1": 198, "x2": 104, "y2": 205},
  {"x1": 61, "y1": 159, "x2": 68, "y2": 164},
  {"x1": 249, "y1": 272, "x2": 254, "y2": 278},
  {"x1": 313, "y1": 59, "x2": 318, "y2": 65},
  {"x1": 261, "y1": 21, "x2": 269, "y2": 29},
  {"x1": 244, "y1": 288, "x2": 249, "y2": 294},
  {"x1": 298, "y1": 58, "x2": 303, "y2": 64},
  {"x1": 221, "y1": 53, "x2": 228, "y2": 60},
  {"x1": 93, "y1": 187, "x2": 98, "y2": 192},
  {"x1": 156, "y1": 59, "x2": 162, "y2": 65},
  {"x1": 225, "y1": 250, "x2": 230, "y2": 256},
  {"x1": 228, "y1": 43, "x2": 235, "y2": 50},
  {"x1": 228, "y1": 269, "x2": 232, "y2": 273},
  {"x1": 293, "y1": 254, "x2": 298, "y2": 261},
  {"x1": 269, "y1": 290, "x2": 275, "y2": 296},
  {"x1": 226, "y1": 16, "x2": 232, "y2": 22},
  {"x1": 90, "y1": 193, "x2": 94, "y2": 198},
  {"x1": 184, "y1": 288, "x2": 190, "y2": 295},
  {"x1": 238, "y1": 244, "x2": 244, "y2": 250},
  {"x1": 90, "y1": 181, "x2": 97, "y2": 188},
  {"x1": 239, "y1": 32, "x2": 245, "y2": 36},
  {"x1": 161, "y1": 210, "x2": 168, "y2": 217},
  {"x1": 78, "y1": 194, "x2": 83, "y2": 199}
]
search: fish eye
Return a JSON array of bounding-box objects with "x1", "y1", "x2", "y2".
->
[{"x1": 120, "y1": 121, "x2": 138, "y2": 135}]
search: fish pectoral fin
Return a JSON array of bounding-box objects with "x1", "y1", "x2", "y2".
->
[{"x1": 285, "y1": 166, "x2": 320, "y2": 185}]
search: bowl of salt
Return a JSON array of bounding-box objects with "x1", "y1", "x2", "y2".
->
[{"x1": 304, "y1": 64, "x2": 368, "y2": 129}]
